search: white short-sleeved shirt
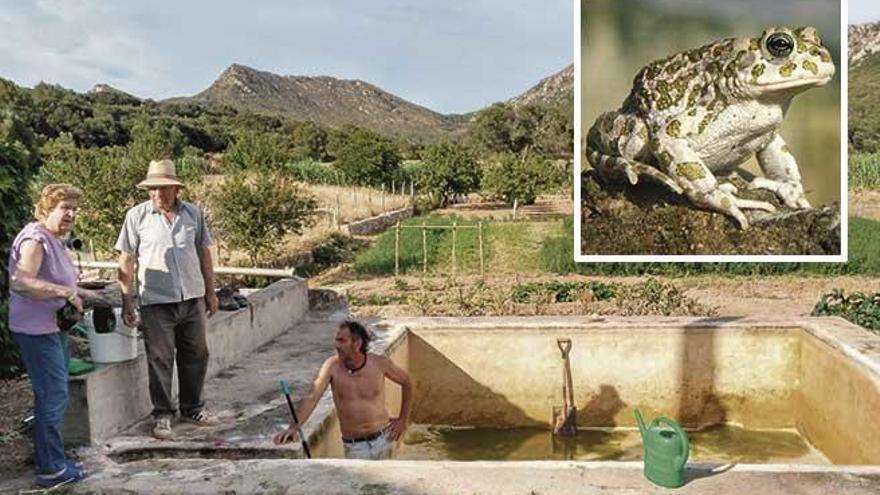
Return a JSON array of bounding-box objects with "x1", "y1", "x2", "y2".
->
[{"x1": 115, "y1": 200, "x2": 213, "y2": 306}]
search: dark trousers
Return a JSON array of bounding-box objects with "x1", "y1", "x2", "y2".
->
[
  {"x1": 140, "y1": 298, "x2": 209, "y2": 417},
  {"x1": 12, "y1": 331, "x2": 70, "y2": 475}
]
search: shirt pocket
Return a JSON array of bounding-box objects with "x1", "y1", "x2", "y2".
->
[{"x1": 175, "y1": 224, "x2": 197, "y2": 247}]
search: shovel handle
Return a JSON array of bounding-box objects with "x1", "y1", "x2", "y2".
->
[{"x1": 557, "y1": 338, "x2": 572, "y2": 358}]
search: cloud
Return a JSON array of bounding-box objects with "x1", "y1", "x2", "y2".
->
[
  {"x1": 0, "y1": 0, "x2": 571, "y2": 113},
  {"x1": 0, "y1": 1, "x2": 169, "y2": 97}
]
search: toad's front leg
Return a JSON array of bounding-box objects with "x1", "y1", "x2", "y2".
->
[
  {"x1": 752, "y1": 132, "x2": 811, "y2": 209},
  {"x1": 654, "y1": 131, "x2": 775, "y2": 230}
]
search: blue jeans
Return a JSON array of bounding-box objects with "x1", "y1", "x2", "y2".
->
[{"x1": 12, "y1": 331, "x2": 70, "y2": 475}]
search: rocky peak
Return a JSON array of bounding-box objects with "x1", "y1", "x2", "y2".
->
[
  {"x1": 508, "y1": 64, "x2": 573, "y2": 108},
  {"x1": 850, "y1": 22, "x2": 880, "y2": 67}
]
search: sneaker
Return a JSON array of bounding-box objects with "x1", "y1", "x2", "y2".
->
[
  {"x1": 181, "y1": 409, "x2": 220, "y2": 427},
  {"x1": 35, "y1": 465, "x2": 86, "y2": 488},
  {"x1": 152, "y1": 416, "x2": 173, "y2": 439}
]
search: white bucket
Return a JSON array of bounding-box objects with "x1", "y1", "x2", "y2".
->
[{"x1": 85, "y1": 307, "x2": 139, "y2": 364}]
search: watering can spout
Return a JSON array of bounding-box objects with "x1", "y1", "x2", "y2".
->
[{"x1": 634, "y1": 408, "x2": 647, "y2": 439}]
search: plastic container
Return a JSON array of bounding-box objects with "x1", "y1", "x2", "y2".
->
[{"x1": 85, "y1": 307, "x2": 139, "y2": 364}]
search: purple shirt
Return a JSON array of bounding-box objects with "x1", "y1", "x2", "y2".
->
[{"x1": 8, "y1": 222, "x2": 78, "y2": 335}]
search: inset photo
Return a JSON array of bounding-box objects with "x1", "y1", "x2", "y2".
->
[{"x1": 575, "y1": 0, "x2": 844, "y2": 260}]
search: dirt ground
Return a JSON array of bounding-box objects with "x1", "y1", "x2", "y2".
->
[
  {"x1": 850, "y1": 189, "x2": 880, "y2": 220},
  {"x1": 319, "y1": 271, "x2": 880, "y2": 320},
  {"x1": 0, "y1": 377, "x2": 34, "y2": 478},
  {"x1": 434, "y1": 194, "x2": 572, "y2": 220}
]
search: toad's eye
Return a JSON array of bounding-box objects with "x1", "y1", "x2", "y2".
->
[{"x1": 766, "y1": 33, "x2": 794, "y2": 58}]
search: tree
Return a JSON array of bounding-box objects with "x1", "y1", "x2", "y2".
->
[
  {"x1": 291, "y1": 121, "x2": 329, "y2": 161},
  {"x1": 417, "y1": 142, "x2": 480, "y2": 206},
  {"x1": 467, "y1": 103, "x2": 523, "y2": 155},
  {"x1": 38, "y1": 138, "x2": 148, "y2": 254},
  {"x1": 0, "y1": 143, "x2": 35, "y2": 377},
  {"x1": 223, "y1": 129, "x2": 289, "y2": 172},
  {"x1": 334, "y1": 127, "x2": 401, "y2": 187},
  {"x1": 481, "y1": 151, "x2": 566, "y2": 206},
  {"x1": 128, "y1": 118, "x2": 186, "y2": 164},
  {"x1": 208, "y1": 172, "x2": 318, "y2": 264}
]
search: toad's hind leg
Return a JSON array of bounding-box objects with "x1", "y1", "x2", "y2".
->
[{"x1": 587, "y1": 149, "x2": 684, "y2": 195}]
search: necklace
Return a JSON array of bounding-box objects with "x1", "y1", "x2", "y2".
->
[{"x1": 345, "y1": 354, "x2": 367, "y2": 374}]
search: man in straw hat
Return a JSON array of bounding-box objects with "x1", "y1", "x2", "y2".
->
[{"x1": 115, "y1": 159, "x2": 220, "y2": 439}]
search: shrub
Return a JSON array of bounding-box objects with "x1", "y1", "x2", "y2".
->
[
  {"x1": 208, "y1": 171, "x2": 318, "y2": 264},
  {"x1": 812, "y1": 289, "x2": 880, "y2": 333},
  {"x1": 511, "y1": 280, "x2": 617, "y2": 304}
]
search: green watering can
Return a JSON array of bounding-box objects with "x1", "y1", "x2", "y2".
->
[{"x1": 634, "y1": 409, "x2": 690, "y2": 489}]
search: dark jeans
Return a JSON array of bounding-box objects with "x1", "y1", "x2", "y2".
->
[
  {"x1": 140, "y1": 298, "x2": 209, "y2": 418},
  {"x1": 12, "y1": 331, "x2": 70, "y2": 475}
]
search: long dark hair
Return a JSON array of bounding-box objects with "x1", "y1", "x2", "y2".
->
[{"x1": 341, "y1": 320, "x2": 371, "y2": 354}]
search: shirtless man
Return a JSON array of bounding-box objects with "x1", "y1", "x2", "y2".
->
[{"x1": 273, "y1": 320, "x2": 413, "y2": 459}]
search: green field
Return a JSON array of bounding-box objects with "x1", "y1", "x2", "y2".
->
[
  {"x1": 541, "y1": 217, "x2": 880, "y2": 277},
  {"x1": 353, "y1": 216, "x2": 565, "y2": 275}
]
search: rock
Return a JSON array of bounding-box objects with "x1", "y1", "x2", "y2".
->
[{"x1": 581, "y1": 171, "x2": 841, "y2": 255}]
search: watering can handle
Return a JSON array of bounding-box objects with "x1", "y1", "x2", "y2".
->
[{"x1": 654, "y1": 417, "x2": 690, "y2": 466}]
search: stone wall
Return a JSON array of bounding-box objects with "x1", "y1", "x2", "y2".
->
[{"x1": 343, "y1": 206, "x2": 415, "y2": 236}]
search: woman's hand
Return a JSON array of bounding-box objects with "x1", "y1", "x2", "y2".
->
[{"x1": 66, "y1": 288, "x2": 84, "y2": 312}]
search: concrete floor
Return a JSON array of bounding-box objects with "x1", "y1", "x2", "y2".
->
[{"x1": 1, "y1": 313, "x2": 879, "y2": 495}]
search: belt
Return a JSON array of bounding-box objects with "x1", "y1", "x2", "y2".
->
[{"x1": 342, "y1": 424, "x2": 389, "y2": 444}]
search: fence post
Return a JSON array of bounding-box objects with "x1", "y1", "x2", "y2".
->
[
  {"x1": 392, "y1": 180, "x2": 396, "y2": 195},
  {"x1": 335, "y1": 194, "x2": 341, "y2": 229},
  {"x1": 451, "y1": 220, "x2": 457, "y2": 278},
  {"x1": 394, "y1": 220, "x2": 401, "y2": 277},
  {"x1": 478, "y1": 221, "x2": 484, "y2": 278},
  {"x1": 422, "y1": 221, "x2": 428, "y2": 273},
  {"x1": 513, "y1": 198, "x2": 518, "y2": 220},
  {"x1": 368, "y1": 187, "x2": 373, "y2": 215},
  {"x1": 382, "y1": 183, "x2": 386, "y2": 212}
]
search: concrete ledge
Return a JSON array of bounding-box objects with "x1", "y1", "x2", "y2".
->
[
  {"x1": 64, "y1": 278, "x2": 309, "y2": 446},
  {"x1": 73, "y1": 458, "x2": 880, "y2": 494}
]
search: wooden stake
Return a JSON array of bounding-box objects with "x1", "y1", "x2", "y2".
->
[
  {"x1": 478, "y1": 221, "x2": 484, "y2": 277},
  {"x1": 422, "y1": 221, "x2": 428, "y2": 273},
  {"x1": 395, "y1": 221, "x2": 401, "y2": 277},
  {"x1": 451, "y1": 220, "x2": 457, "y2": 278}
]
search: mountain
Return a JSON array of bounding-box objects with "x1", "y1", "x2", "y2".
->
[
  {"x1": 849, "y1": 22, "x2": 880, "y2": 152},
  {"x1": 183, "y1": 64, "x2": 458, "y2": 141},
  {"x1": 174, "y1": 63, "x2": 573, "y2": 141},
  {"x1": 88, "y1": 83, "x2": 142, "y2": 105},
  {"x1": 850, "y1": 22, "x2": 880, "y2": 67},
  {"x1": 507, "y1": 65, "x2": 573, "y2": 108}
]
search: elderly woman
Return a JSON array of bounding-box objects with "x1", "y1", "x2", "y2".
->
[{"x1": 8, "y1": 184, "x2": 97, "y2": 487}]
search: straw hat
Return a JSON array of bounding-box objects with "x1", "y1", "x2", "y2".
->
[{"x1": 137, "y1": 159, "x2": 186, "y2": 189}]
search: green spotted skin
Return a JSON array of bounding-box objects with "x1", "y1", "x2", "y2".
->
[{"x1": 585, "y1": 25, "x2": 835, "y2": 228}]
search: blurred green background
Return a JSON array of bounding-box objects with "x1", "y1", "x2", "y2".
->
[{"x1": 581, "y1": 0, "x2": 841, "y2": 206}]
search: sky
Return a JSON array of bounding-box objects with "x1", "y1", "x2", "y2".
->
[
  {"x1": 850, "y1": 0, "x2": 880, "y2": 24},
  {"x1": 0, "y1": 0, "x2": 572, "y2": 114}
]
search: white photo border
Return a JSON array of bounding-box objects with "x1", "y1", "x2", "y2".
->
[{"x1": 573, "y1": 0, "x2": 849, "y2": 263}]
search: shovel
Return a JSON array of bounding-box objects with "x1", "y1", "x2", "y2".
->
[
  {"x1": 280, "y1": 380, "x2": 312, "y2": 458},
  {"x1": 551, "y1": 338, "x2": 577, "y2": 436}
]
